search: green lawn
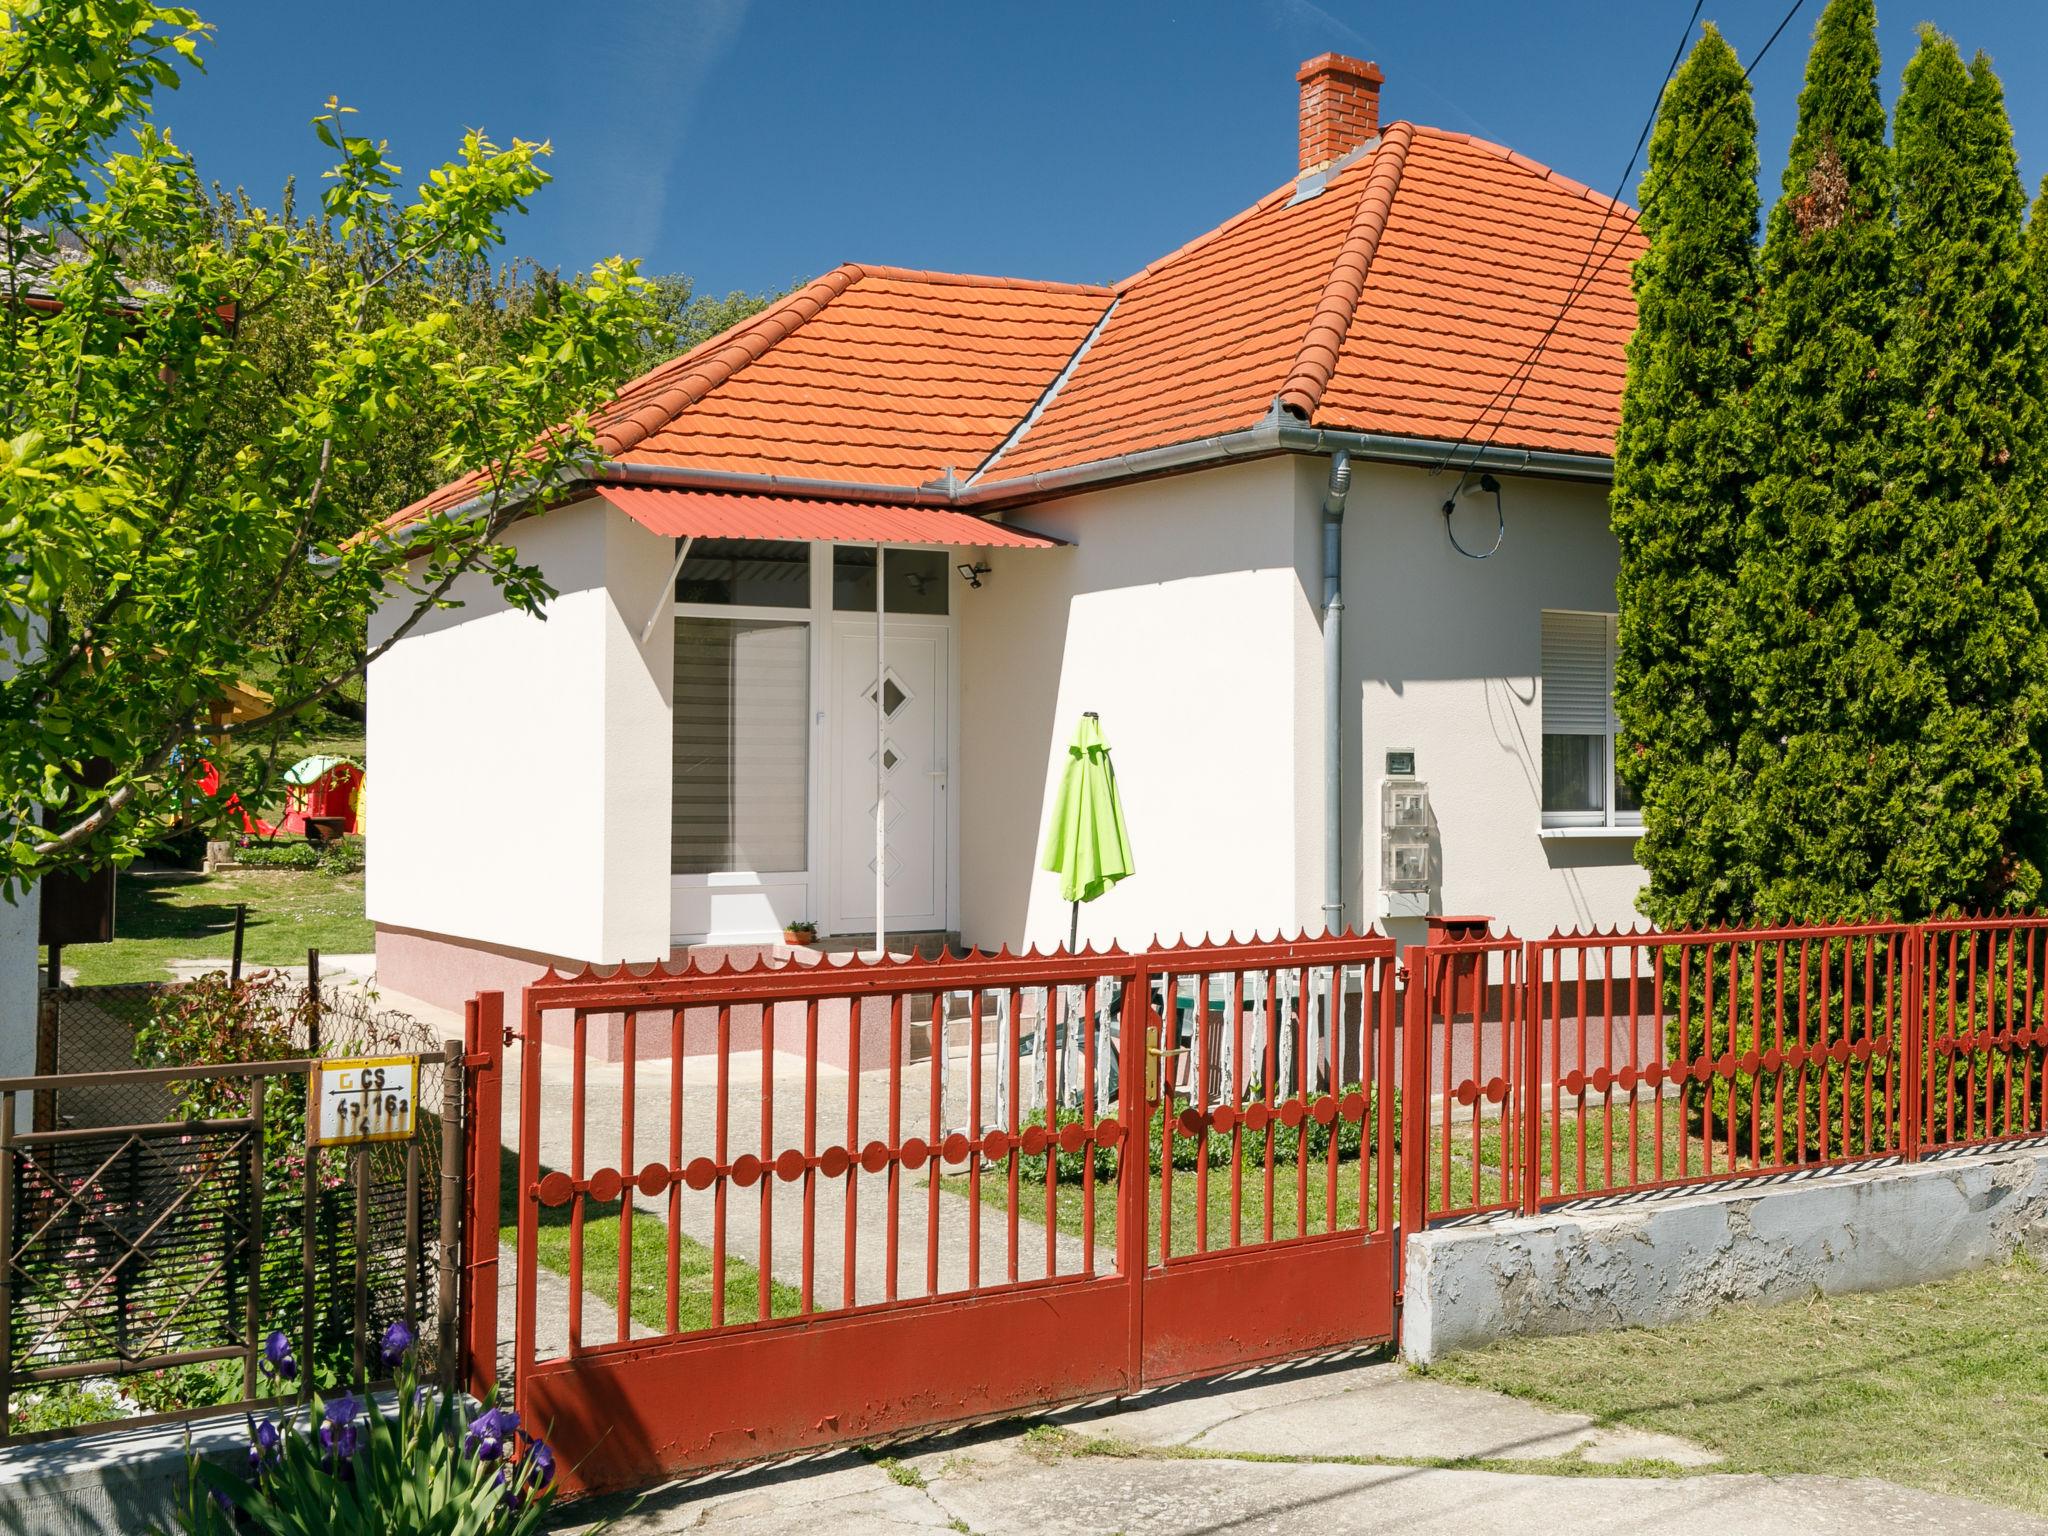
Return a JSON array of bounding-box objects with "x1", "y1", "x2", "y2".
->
[
  {"x1": 1429, "y1": 1258, "x2": 2048, "y2": 1516},
  {"x1": 947, "y1": 1106, "x2": 1803, "y2": 1256},
  {"x1": 52, "y1": 865, "x2": 373, "y2": 985},
  {"x1": 506, "y1": 1207, "x2": 802, "y2": 1336},
  {"x1": 496, "y1": 1145, "x2": 801, "y2": 1337},
  {"x1": 947, "y1": 1154, "x2": 1376, "y2": 1262}
]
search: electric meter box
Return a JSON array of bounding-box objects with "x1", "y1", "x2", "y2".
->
[{"x1": 1380, "y1": 777, "x2": 1430, "y2": 893}]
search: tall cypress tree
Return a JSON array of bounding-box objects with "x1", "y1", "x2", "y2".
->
[
  {"x1": 1733, "y1": 0, "x2": 1894, "y2": 922},
  {"x1": 1872, "y1": 31, "x2": 2048, "y2": 916},
  {"x1": 1612, "y1": 25, "x2": 1760, "y2": 929}
]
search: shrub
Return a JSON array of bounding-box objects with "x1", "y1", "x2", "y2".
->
[
  {"x1": 233, "y1": 834, "x2": 365, "y2": 874},
  {"x1": 233, "y1": 839, "x2": 321, "y2": 871},
  {"x1": 129, "y1": 977, "x2": 450, "y2": 1412},
  {"x1": 135, "y1": 971, "x2": 312, "y2": 1116},
  {"x1": 1665, "y1": 932, "x2": 1899, "y2": 1161},
  {"x1": 1013, "y1": 1085, "x2": 1396, "y2": 1184}
]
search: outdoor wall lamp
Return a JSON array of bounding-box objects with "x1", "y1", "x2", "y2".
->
[{"x1": 957, "y1": 561, "x2": 992, "y2": 589}]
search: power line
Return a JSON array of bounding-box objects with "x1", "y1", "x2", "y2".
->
[{"x1": 1429, "y1": 0, "x2": 1811, "y2": 482}]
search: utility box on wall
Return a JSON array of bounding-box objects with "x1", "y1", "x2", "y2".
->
[{"x1": 1379, "y1": 755, "x2": 1432, "y2": 919}]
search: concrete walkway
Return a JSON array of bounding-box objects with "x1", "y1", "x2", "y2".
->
[{"x1": 543, "y1": 1355, "x2": 2046, "y2": 1535}]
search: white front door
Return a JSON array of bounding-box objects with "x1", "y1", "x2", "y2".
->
[{"x1": 832, "y1": 620, "x2": 948, "y2": 936}]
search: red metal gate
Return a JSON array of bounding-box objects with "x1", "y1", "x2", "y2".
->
[{"x1": 465, "y1": 932, "x2": 1400, "y2": 1492}]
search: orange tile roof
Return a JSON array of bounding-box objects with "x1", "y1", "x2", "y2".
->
[
  {"x1": 982, "y1": 124, "x2": 1640, "y2": 481},
  {"x1": 387, "y1": 123, "x2": 1639, "y2": 535}
]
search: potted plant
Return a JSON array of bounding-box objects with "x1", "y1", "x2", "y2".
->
[{"x1": 782, "y1": 919, "x2": 818, "y2": 947}]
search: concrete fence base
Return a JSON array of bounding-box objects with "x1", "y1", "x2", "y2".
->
[{"x1": 1401, "y1": 1144, "x2": 2048, "y2": 1364}]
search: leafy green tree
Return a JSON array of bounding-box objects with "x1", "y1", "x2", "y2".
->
[
  {"x1": 143, "y1": 199, "x2": 777, "y2": 724},
  {"x1": 634, "y1": 272, "x2": 779, "y2": 375},
  {"x1": 1612, "y1": 23, "x2": 1761, "y2": 930},
  {"x1": 1730, "y1": 0, "x2": 1894, "y2": 923},
  {"x1": 0, "y1": 2, "x2": 655, "y2": 888},
  {"x1": 1866, "y1": 30, "x2": 2048, "y2": 917}
]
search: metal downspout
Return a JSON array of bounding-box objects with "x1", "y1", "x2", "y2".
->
[{"x1": 1321, "y1": 450, "x2": 1351, "y2": 935}]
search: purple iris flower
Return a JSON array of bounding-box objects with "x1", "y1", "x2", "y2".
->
[
  {"x1": 380, "y1": 1320, "x2": 415, "y2": 1368},
  {"x1": 464, "y1": 1405, "x2": 518, "y2": 1463},
  {"x1": 259, "y1": 1331, "x2": 296, "y2": 1382},
  {"x1": 526, "y1": 1437, "x2": 556, "y2": 1489},
  {"x1": 319, "y1": 1396, "x2": 361, "y2": 1463},
  {"x1": 244, "y1": 1414, "x2": 283, "y2": 1478}
]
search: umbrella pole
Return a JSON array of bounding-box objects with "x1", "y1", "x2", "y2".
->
[{"x1": 1069, "y1": 900, "x2": 1078, "y2": 954}]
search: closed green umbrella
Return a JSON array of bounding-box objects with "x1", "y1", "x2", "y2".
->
[{"x1": 1041, "y1": 711, "x2": 1135, "y2": 951}]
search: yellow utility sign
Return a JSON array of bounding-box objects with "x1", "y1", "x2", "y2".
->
[{"x1": 308, "y1": 1055, "x2": 418, "y2": 1146}]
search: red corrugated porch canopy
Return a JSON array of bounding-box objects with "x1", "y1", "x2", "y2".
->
[{"x1": 591, "y1": 485, "x2": 1063, "y2": 548}]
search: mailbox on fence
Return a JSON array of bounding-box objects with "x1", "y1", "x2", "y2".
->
[{"x1": 307, "y1": 1054, "x2": 419, "y2": 1146}]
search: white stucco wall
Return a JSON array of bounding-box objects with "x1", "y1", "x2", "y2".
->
[
  {"x1": 365, "y1": 497, "x2": 673, "y2": 964},
  {"x1": 0, "y1": 884, "x2": 38, "y2": 1103},
  {"x1": 1, "y1": 620, "x2": 41, "y2": 1106},
  {"x1": 1332, "y1": 457, "x2": 1647, "y2": 943},
  {"x1": 957, "y1": 457, "x2": 1324, "y2": 952}
]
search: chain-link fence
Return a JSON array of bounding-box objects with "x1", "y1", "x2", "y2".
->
[
  {"x1": 1, "y1": 991, "x2": 462, "y2": 1443},
  {"x1": 36, "y1": 982, "x2": 182, "y2": 1129}
]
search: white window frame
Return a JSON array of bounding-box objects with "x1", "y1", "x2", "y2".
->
[
  {"x1": 1539, "y1": 610, "x2": 1641, "y2": 835},
  {"x1": 671, "y1": 540, "x2": 825, "y2": 892}
]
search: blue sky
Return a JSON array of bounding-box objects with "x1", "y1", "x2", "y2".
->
[{"x1": 156, "y1": 2, "x2": 2048, "y2": 297}]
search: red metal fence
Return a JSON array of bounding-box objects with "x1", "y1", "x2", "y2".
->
[
  {"x1": 461, "y1": 915, "x2": 2048, "y2": 1493},
  {"x1": 1412, "y1": 915, "x2": 2048, "y2": 1222},
  {"x1": 467, "y1": 932, "x2": 1402, "y2": 1493}
]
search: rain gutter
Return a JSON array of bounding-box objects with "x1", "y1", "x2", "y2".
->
[
  {"x1": 353, "y1": 422, "x2": 1613, "y2": 557},
  {"x1": 1319, "y1": 450, "x2": 1351, "y2": 936},
  {"x1": 960, "y1": 418, "x2": 1612, "y2": 508}
]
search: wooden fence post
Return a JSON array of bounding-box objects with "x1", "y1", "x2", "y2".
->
[
  {"x1": 437, "y1": 1037, "x2": 463, "y2": 1391},
  {"x1": 0, "y1": 1089, "x2": 14, "y2": 1434}
]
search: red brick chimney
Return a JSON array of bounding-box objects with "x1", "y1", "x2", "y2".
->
[{"x1": 1296, "y1": 52, "x2": 1384, "y2": 175}]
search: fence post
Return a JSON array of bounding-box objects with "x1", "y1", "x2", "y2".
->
[
  {"x1": 1118, "y1": 954, "x2": 1151, "y2": 1388},
  {"x1": 1519, "y1": 942, "x2": 1542, "y2": 1217},
  {"x1": 437, "y1": 1037, "x2": 463, "y2": 1392},
  {"x1": 306, "y1": 949, "x2": 322, "y2": 1055},
  {"x1": 0, "y1": 1089, "x2": 14, "y2": 1435},
  {"x1": 243, "y1": 1075, "x2": 267, "y2": 1401},
  {"x1": 463, "y1": 995, "x2": 504, "y2": 1398},
  {"x1": 351, "y1": 1144, "x2": 369, "y2": 1389},
  {"x1": 512, "y1": 989, "x2": 540, "y2": 1427},
  {"x1": 1901, "y1": 926, "x2": 1924, "y2": 1164},
  {"x1": 33, "y1": 990, "x2": 56, "y2": 1133},
  {"x1": 1397, "y1": 948, "x2": 1431, "y2": 1273}
]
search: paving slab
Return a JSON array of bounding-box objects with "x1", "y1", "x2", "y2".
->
[
  {"x1": 1043, "y1": 1357, "x2": 1720, "y2": 1466},
  {"x1": 543, "y1": 1355, "x2": 2042, "y2": 1535},
  {"x1": 928, "y1": 1458, "x2": 2047, "y2": 1536}
]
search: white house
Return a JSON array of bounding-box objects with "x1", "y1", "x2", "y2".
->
[{"x1": 367, "y1": 53, "x2": 1649, "y2": 1017}]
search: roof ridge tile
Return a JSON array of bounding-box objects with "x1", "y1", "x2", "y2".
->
[
  {"x1": 1276, "y1": 120, "x2": 1414, "y2": 419},
  {"x1": 593, "y1": 264, "x2": 868, "y2": 458},
  {"x1": 1112, "y1": 177, "x2": 1301, "y2": 295},
  {"x1": 1412, "y1": 125, "x2": 1640, "y2": 223},
  {"x1": 848, "y1": 264, "x2": 1113, "y2": 296}
]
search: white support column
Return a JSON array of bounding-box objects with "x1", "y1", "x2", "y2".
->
[{"x1": 874, "y1": 542, "x2": 887, "y2": 958}]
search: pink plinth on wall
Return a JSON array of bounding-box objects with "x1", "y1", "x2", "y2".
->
[{"x1": 374, "y1": 925, "x2": 914, "y2": 1068}]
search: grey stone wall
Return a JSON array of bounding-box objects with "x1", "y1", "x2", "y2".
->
[{"x1": 1402, "y1": 1146, "x2": 2048, "y2": 1364}]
